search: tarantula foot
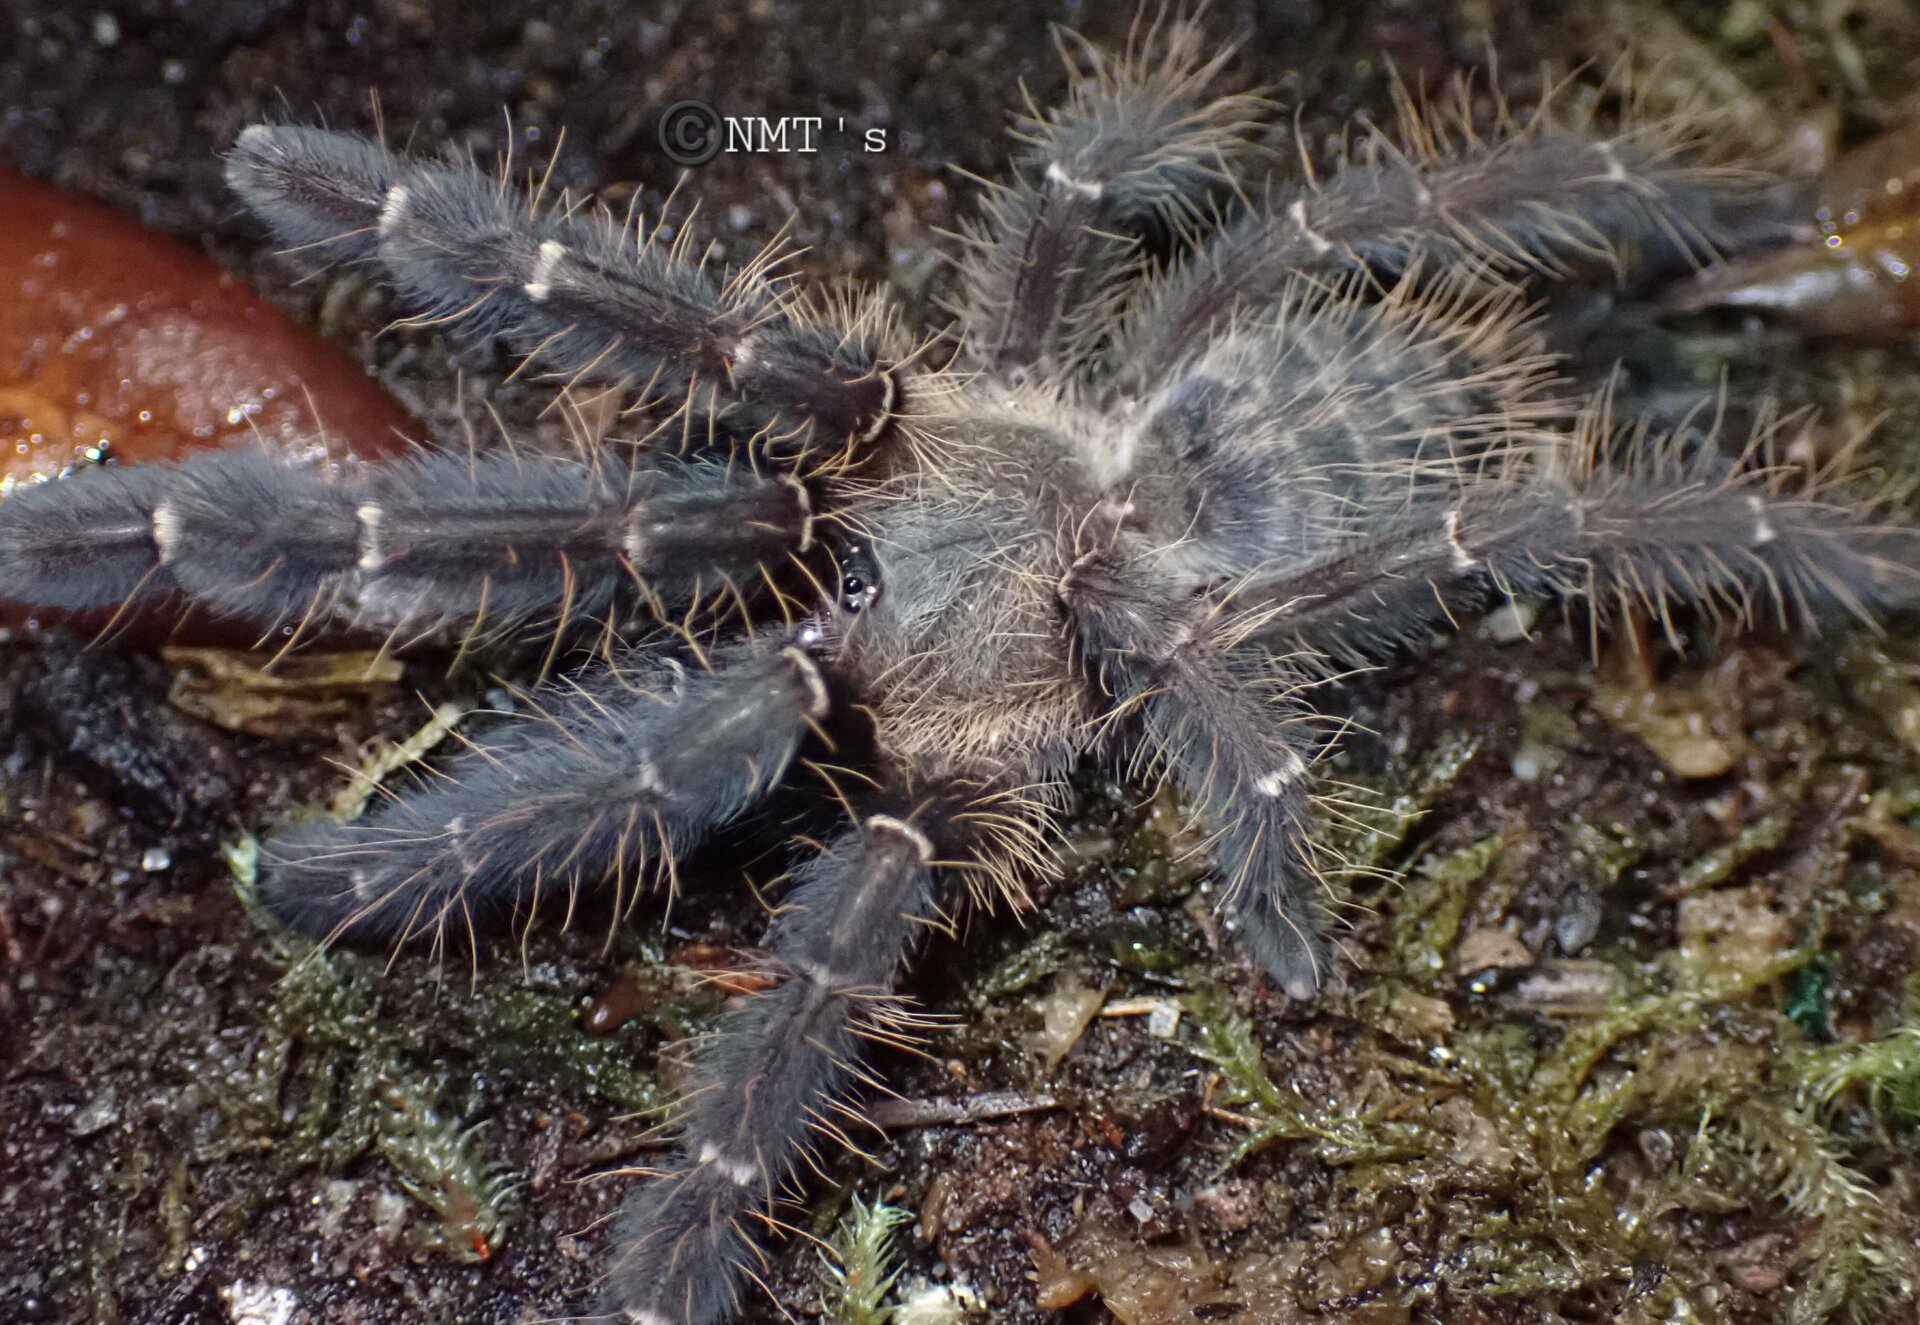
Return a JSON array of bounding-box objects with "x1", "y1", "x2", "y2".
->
[{"x1": 1228, "y1": 899, "x2": 1332, "y2": 1001}]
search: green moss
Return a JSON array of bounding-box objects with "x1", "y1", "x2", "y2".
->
[
  {"x1": 1814, "y1": 1026, "x2": 1920, "y2": 1127},
  {"x1": 970, "y1": 930, "x2": 1067, "y2": 1003},
  {"x1": 466, "y1": 982, "x2": 667, "y2": 1113},
  {"x1": 1181, "y1": 985, "x2": 1431, "y2": 1170},
  {"x1": 371, "y1": 1076, "x2": 516, "y2": 1264},
  {"x1": 1673, "y1": 812, "x2": 1795, "y2": 896},
  {"x1": 820, "y1": 1196, "x2": 914, "y2": 1325},
  {"x1": 1383, "y1": 833, "x2": 1507, "y2": 982},
  {"x1": 1107, "y1": 923, "x2": 1187, "y2": 975},
  {"x1": 1689, "y1": 1099, "x2": 1912, "y2": 1323},
  {"x1": 1838, "y1": 639, "x2": 1920, "y2": 760},
  {"x1": 1181, "y1": 895, "x2": 1920, "y2": 1319}
]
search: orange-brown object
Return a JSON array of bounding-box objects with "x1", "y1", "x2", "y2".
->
[
  {"x1": 1669, "y1": 119, "x2": 1920, "y2": 337},
  {"x1": 0, "y1": 166, "x2": 414, "y2": 484},
  {"x1": 1, "y1": 167, "x2": 418, "y2": 643}
]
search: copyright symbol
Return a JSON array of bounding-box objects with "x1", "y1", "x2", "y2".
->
[{"x1": 658, "y1": 100, "x2": 721, "y2": 166}]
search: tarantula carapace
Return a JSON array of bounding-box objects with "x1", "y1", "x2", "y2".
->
[{"x1": 2, "y1": 18, "x2": 1913, "y2": 1325}]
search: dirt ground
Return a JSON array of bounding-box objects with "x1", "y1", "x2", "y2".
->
[{"x1": 4, "y1": 2, "x2": 1920, "y2": 1324}]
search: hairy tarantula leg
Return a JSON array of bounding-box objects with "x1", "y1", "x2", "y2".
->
[
  {"x1": 601, "y1": 784, "x2": 983, "y2": 1325},
  {"x1": 1106, "y1": 116, "x2": 1716, "y2": 398},
  {"x1": 257, "y1": 639, "x2": 830, "y2": 948},
  {"x1": 1063, "y1": 555, "x2": 1330, "y2": 999},
  {"x1": 954, "y1": 14, "x2": 1262, "y2": 385},
  {"x1": 226, "y1": 126, "x2": 899, "y2": 452},
  {"x1": 0, "y1": 449, "x2": 810, "y2": 634},
  {"x1": 342, "y1": 451, "x2": 812, "y2": 635},
  {"x1": 1238, "y1": 427, "x2": 1920, "y2": 659}
]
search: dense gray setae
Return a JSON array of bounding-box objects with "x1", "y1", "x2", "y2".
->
[{"x1": 0, "y1": 17, "x2": 1913, "y2": 1325}]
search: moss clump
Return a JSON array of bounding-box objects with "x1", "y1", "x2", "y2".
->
[{"x1": 820, "y1": 1196, "x2": 915, "y2": 1325}]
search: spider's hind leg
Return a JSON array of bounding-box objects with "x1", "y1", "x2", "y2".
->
[
  {"x1": 601, "y1": 775, "x2": 1047, "y2": 1325},
  {"x1": 1063, "y1": 554, "x2": 1333, "y2": 1000},
  {"x1": 1239, "y1": 416, "x2": 1920, "y2": 660},
  {"x1": 1106, "y1": 80, "x2": 1724, "y2": 400},
  {"x1": 257, "y1": 637, "x2": 829, "y2": 953},
  {"x1": 953, "y1": 14, "x2": 1264, "y2": 386}
]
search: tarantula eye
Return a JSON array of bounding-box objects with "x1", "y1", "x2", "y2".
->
[
  {"x1": 837, "y1": 543, "x2": 882, "y2": 614},
  {"x1": 840, "y1": 570, "x2": 879, "y2": 613}
]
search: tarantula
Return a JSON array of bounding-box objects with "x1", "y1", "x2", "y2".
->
[{"x1": 2, "y1": 17, "x2": 1913, "y2": 1325}]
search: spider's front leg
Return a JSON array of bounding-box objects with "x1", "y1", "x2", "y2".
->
[
  {"x1": 600, "y1": 773, "x2": 1044, "y2": 1325},
  {"x1": 257, "y1": 636, "x2": 828, "y2": 952},
  {"x1": 1062, "y1": 553, "x2": 1331, "y2": 999},
  {"x1": 227, "y1": 126, "x2": 900, "y2": 453},
  {"x1": 0, "y1": 447, "x2": 813, "y2": 640}
]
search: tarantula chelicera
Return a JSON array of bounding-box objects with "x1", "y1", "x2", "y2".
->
[{"x1": 4, "y1": 16, "x2": 1916, "y2": 1325}]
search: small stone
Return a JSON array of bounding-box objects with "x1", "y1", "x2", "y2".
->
[
  {"x1": 69, "y1": 1087, "x2": 119, "y2": 1136},
  {"x1": 1385, "y1": 988, "x2": 1456, "y2": 1041},
  {"x1": 1312, "y1": 1227, "x2": 1403, "y2": 1300},
  {"x1": 1676, "y1": 886, "x2": 1792, "y2": 979},
  {"x1": 218, "y1": 1281, "x2": 298, "y2": 1325},
  {"x1": 1510, "y1": 959, "x2": 1625, "y2": 1014},
  {"x1": 1481, "y1": 599, "x2": 1537, "y2": 643},
  {"x1": 1030, "y1": 976, "x2": 1106, "y2": 1068},
  {"x1": 1453, "y1": 927, "x2": 1534, "y2": 977},
  {"x1": 1716, "y1": 1230, "x2": 1802, "y2": 1294},
  {"x1": 1552, "y1": 893, "x2": 1602, "y2": 953},
  {"x1": 1192, "y1": 1178, "x2": 1263, "y2": 1233}
]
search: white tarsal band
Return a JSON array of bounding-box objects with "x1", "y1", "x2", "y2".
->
[{"x1": 523, "y1": 240, "x2": 568, "y2": 301}]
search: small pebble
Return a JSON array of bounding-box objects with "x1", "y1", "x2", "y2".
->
[{"x1": 69, "y1": 1087, "x2": 119, "y2": 1136}]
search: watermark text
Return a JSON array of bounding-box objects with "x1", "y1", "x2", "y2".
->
[{"x1": 658, "y1": 101, "x2": 887, "y2": 166}]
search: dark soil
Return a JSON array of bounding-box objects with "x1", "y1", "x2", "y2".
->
[{"x1": 4, "y1": 3, "x2": 1920, "y2": 1324}]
